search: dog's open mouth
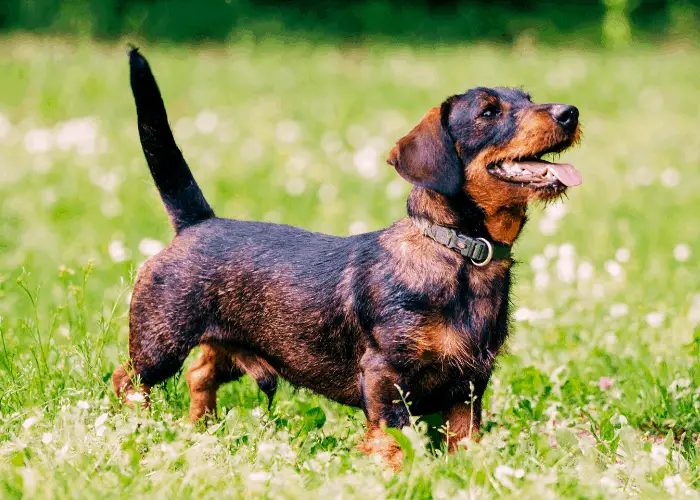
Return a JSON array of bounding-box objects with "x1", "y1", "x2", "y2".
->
[{"x1": 488, "y1": 157, "x2": 582, "y2": 188}]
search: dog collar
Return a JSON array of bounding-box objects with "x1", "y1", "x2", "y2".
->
[{"x1": 416, "y1": 221, "x2": 511, "y2": 266}]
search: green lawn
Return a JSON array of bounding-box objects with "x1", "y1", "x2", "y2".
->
[{"x1": 0, "y1": 36, "x2": 699, "y2": 499}]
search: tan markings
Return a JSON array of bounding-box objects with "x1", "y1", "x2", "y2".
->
[
  {"x1": 378, "y1": 218, "x2": 461, "y2": 294},
  {"x1": 186, "y1": 344, "x2": 237, "y2": 422},
  {"x1": 469, "y1": 260, "x2": 511, "y2": 296},
  {"x1": 112, "y1": 363, "x2": 151, "y2": 407},
  {"x1": 466, "y1": 108, "x2": 580, "y2": 245},
  {"x1": 358, "y1": 423, "x2": 405, "y2": 471},
  {"x1": 415, "y1": 322, "x2": 468, "y2": 362},
  {"x1": 443, "y1": 401, "x2": 481, "y2": 453}
]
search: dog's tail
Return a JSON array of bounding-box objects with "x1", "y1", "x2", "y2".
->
[{"x1": 129, "y1": 47, "x2": 215, "y2": 233}]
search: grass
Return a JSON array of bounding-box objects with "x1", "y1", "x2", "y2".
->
[{"x1": 0, "y1": 35, "x2": 699, "y2": 498}]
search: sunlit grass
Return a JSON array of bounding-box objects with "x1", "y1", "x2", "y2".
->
[{"x1": 0, "y1": 36, "x2": 699, "y2": 498}]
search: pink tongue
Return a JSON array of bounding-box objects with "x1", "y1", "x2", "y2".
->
[{"x1": 548, "y1": 163, "x2": 582, "y2": 187}]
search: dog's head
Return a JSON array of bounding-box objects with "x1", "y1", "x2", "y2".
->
[{"x1": 388, "y1": 87, "x2": 581, "y2": 211}]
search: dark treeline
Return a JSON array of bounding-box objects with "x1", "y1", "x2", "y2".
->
[{"x1": 0, "y1": 0, "x2": 697, "y2": 44}]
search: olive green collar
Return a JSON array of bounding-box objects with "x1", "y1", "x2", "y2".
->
[{"x1": 413, "y1": 219, "x2": 511, "y2": 266}]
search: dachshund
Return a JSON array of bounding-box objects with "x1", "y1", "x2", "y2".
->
[{"x1": 113, "y1": 49, "x2": 582, "y2": 470}]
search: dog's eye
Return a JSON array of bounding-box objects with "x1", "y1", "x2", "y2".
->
[{"x1": 480, "y1": 106, "x2": 499, "y2": 119}]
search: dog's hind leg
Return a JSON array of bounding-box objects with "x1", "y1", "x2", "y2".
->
[
  {"x1": 186, "y1": 344, "x2": 243, "y2": 422},
  {"x1": 113, "y1": 263, "x2": 205, "y2": 409},
  {"x1": 113, "y1": 317, "x2": 195, "y2": 408}
]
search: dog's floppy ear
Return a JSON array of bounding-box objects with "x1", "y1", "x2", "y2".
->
[{"x1": 387, "y1": 99, "x2": 464, "y2": 197}]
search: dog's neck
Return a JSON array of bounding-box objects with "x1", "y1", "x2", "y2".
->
[{"x1": 406, "y1": 187, "x2": 526, "y2": 246}]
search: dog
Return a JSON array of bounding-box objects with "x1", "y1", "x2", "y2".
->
[{"x1": 113, "y1": 48, "x2": 581, "y2": 470}]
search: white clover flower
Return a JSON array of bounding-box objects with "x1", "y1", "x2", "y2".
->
[
  {"x1": 0, "y1": 113, "x2": 12, "y2": 139},
  {"x1": 195, "y1": 111, "x2": 219, "y2": 134},
  {"x1": 276, "y1": 120, "x2": 301, "y2": 143},
  {"x1": 55, "y1": 117, "x2": 99, "y2": 155},
  {"x1": 651, "y1": 444, "x2": 669, "y2": 466},
  {"x1": 353, "y1": 146, "x2": 380, "y2": 179},
  {"x1": 513, "y1": 307, "x2": 531, "y2": 322},
  {"x1": 599, "y1": 476, "x2": 619, "y2": 490},
  {"x1": 660, "y1": 168, "x2": 680, "y2": 188},
  {"x1": 95, "y1": 413, "x2": 109, "y2": 427},
  {"x1": 633, "y1": 166, "x2": 654, "y2": 186},
  {"x1": 174, "y1": 117, "x2": 196, "y2": 140},
  {"x1": 545, "y1": 201, "x2": 568, "y2": 220},
  {"x1": 138, "y1": 238, "x2": 165, "y2": 257},
  {"x1": 534, "y1": 271, "x2": 550, "y2": 289},
  {"x1": 494, "y1": 465, "x2": 523, "y2": 488},
  {"x1": 127, "y1": 392, "x2": 145, "y2": 403},
  {"x1": 346, "y1": 124, "x2": 368, "y2": 148},
  {"x1": 349, "y1": 220, "x2": 368, "y2": 235},
  {"x1": 615, "y1": 248, "x2": 630, "y2": 263},
  {"x1": 688, "y1": 294, "x2": 700, "y2": 324},
  {"x1": 24, "y1": 128, "x2": 53, "y2": 153},
  {"x1": 108, "y1": 240, "x2": 130, "y2": 263},
  {"x1": 604, "y1": 260, "x2": 623, "y2": 279},
  {"x1": 494, "y1": 465, "x2": 515, "y2": 478},
  {"x1": 249, "y1": 471, "x2": 271, "y2": 482},
  {"x1": 673, "y1": 243, "x2": 691, "y2": 262},
  {"x1": 320, "y1": 131, "x2": 343, "y2": 155},
  {"x1": 385, "y1": 179, "x2": 405, "y2": 200},
  {"x1": 558, "y1": 243, "x2": 575, "y2": 258},
  {"x1": 662, "y1": 474, "x2": 688, "y2": 496},
  {"x1": 101, "y1": 199, "x2": 123, "y2": 218},
  {"x1": 609, "y1": 303, "x2": 629, "y2": 318},
  {"x1": 263, "y1": 211, "x2": 281, "y2": 223},
  {"x1": 544, "y1": 244, "x2": 558, "y2": 259},
  {"x1": 240, "y1": 137, "x2": 263, "y2": 162},
  {"x1": 22, "y1": 416, "x2": 37, "y2": 429},
  {"x1": 530, "y1": 254, "x2": 547, "y2": 271},
  {"x1": 318, "y1": 183, "x2": 338, "y2": 203},
  {"x1": 645, "y1": 311, "x2": 666, "y2": 328},
  {"x1": 285, "y1": 178, "x2": 306, "y2": 196},
  {"x1": 538, "y1": 217, "x2": 558, "y2": 235},
  {"x1": 669, "y1": 378, "x2": 691, "y2": 393},
  {"x1": 556, "y1": 257, "x2": 576, "y2": 284},
  {"x1": 56, "y1": 443, "x2": 70, "y2": 460},
  {"x1": 577, "y1": 260, "x2": 594, "y2": 281},
  {"x1": 285, "y1": 153, "x2": 308, "y2": 173},
  {"x1": 539, "y1": 308, "x2": 554, "y2": 320}
]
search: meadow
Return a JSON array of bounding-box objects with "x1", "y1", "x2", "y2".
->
[{"x1": 0, "y1": 36, "x2": 699, "y2": 498}]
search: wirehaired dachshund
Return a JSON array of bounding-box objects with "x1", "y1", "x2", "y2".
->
[{"x1": 113, "y1": 48, "x2": 582, "y2": 469}]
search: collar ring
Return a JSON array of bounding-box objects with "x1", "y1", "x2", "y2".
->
[{"x1": 471, "y1": 238, "x2": 494, "y2": 267}]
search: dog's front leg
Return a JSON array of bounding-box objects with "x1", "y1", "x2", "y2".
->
[
  {"x1": 357, "y1": 348, "x2": 409, "y2": 470},
  {"x1": 442, "y1": 399, "x2": 482, "y2": 453},
  {"x1": 442, "y1": 377, "x2": 488, "y2": 452}
]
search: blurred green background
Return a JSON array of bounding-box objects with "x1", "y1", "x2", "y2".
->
[
  {"x1": 1, "y1": 1, "x2": 700, "y2": 498},
  {"x1": 0, "y1": 0, "x2": 699, "y2": 46}
]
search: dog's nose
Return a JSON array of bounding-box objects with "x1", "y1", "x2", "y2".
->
[{"x1": 550, "y1": 104, "x2": 579, "y2": 132}]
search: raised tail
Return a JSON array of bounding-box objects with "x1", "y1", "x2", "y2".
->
[{"x1": 129, "y1": 48, "x2": 215, "y2": 233}]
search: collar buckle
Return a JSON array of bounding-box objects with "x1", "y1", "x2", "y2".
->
[{"x1": 417, "y1": 220, "x2": 509, "y2": 266}]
